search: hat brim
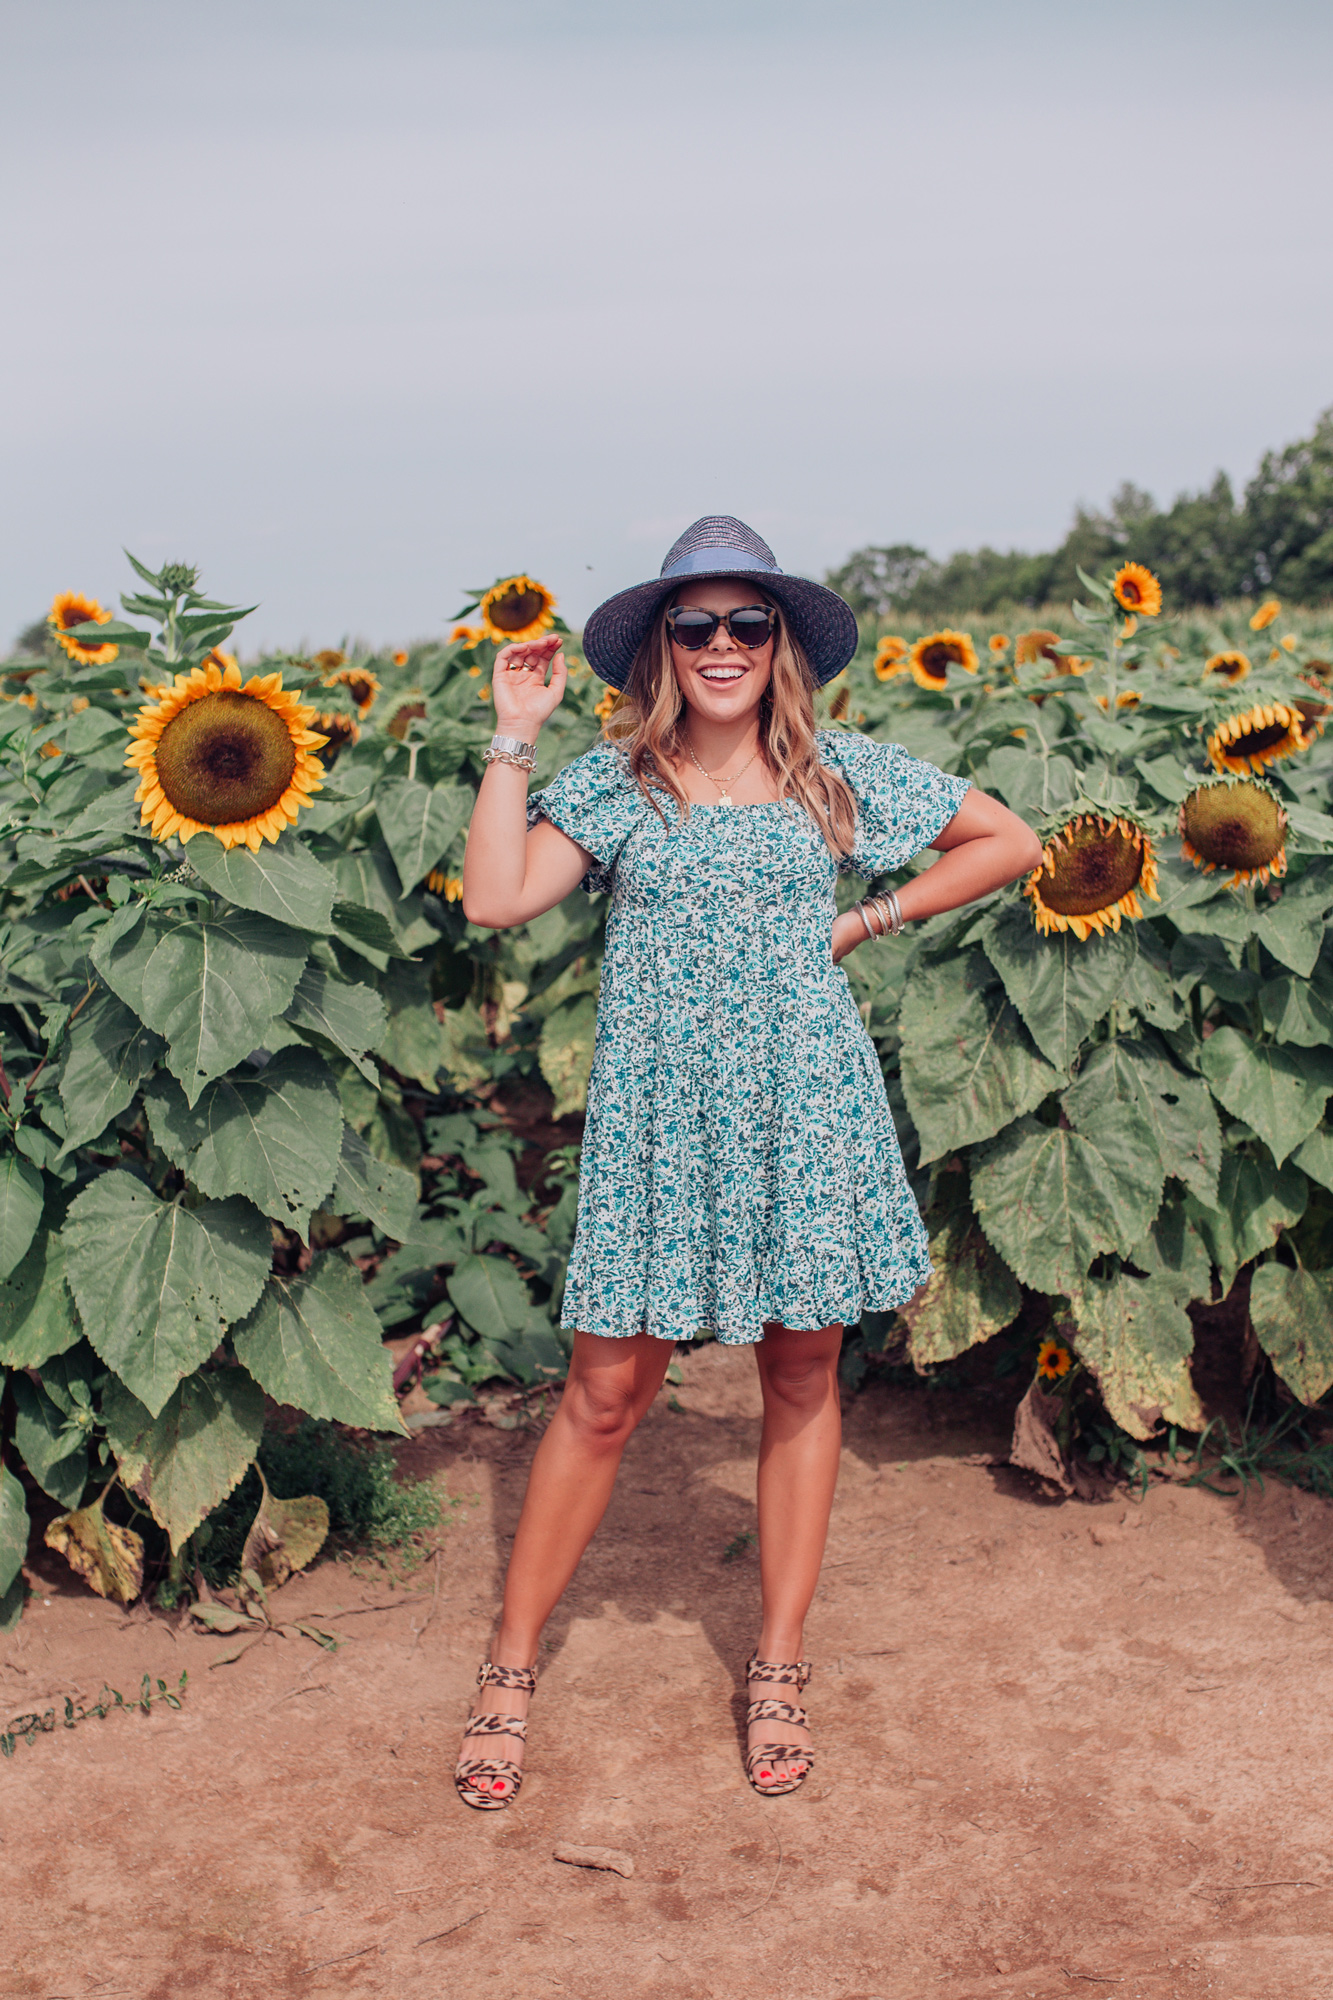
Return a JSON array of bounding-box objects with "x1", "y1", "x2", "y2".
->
[{"x1": 581, "y1": 568, "x2": 859, "y2": 689}]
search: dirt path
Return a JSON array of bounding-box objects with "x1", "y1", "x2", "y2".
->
[{"x1": 4, "y1": 1344, "x2": 1333, "y2": 2000}]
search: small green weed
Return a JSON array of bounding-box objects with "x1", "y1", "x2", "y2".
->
[
  {"x1": 722, "y1": 1531, "x2": 757, "y2": 1564},
  {"x1": 1, "y1": 1672, "x2": 187, "y2": 1758}
]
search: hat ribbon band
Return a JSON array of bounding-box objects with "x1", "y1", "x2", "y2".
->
[{"x1": 660, "y1": 548, "x2": 783, "y2": 581}]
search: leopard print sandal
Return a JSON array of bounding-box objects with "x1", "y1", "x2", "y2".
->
[
  {"x1": 454, "y1": 1660, "x2": 537, "y2": 1811},
  {"x1": 744, "y1": 1655, "x2": 814, "y2": 1797}
]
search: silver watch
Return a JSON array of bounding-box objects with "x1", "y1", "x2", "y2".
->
[{"x1": 487, "y1": 734, "x2": 536, "y2": 760}]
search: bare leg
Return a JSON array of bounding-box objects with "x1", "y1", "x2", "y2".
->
[
  {"x1": 457, "y1": 1329, "x2": 675, "y2": 1799},
  {"x1": 749, "y1": 1321, "x2": 843, "y2": 1787}
]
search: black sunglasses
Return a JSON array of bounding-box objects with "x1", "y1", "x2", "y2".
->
[{"x1": 666, "y1": 604, "x2": 777, "y2": 650}]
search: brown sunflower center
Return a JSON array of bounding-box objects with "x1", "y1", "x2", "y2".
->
[
  {"x1": 1041, "y1": 820, "x2": 1144, "y2": 917},
  {"x1": 1182, "y1": 785, "x2": 1284, "y2": 871},
  {"x1": 154, "y1": 690, "x2": 296, "y2": 825},
  {"x1": 345, "y1": 672, "x2": 375, "y2": 707},
  {"x1": 917, "y1": 643, "x2": 958, "y2": 679},
  {"x1": 488, "y1": 587, "x2": 545, "y2": 632},
  {"x1": 1119, "y1": 578, "x2": 1143, "y2": 606},
  {"x1": 1228, "y1": 721, "x2": 1290, "y2": 758}
]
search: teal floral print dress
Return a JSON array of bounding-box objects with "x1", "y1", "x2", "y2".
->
[{"x1": 527, "y1": 729, "x2": 970, "y2": 1345}]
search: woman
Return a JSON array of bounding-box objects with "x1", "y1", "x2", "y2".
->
[{"x1": 456, "y1": 516, "x2": 1041, "y2": 1810}]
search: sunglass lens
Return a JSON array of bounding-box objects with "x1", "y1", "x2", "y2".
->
[
  {"x1": 670, "y1": 612, "x2": 716, "y2": 649},
  {"x1": 729, "y1": 610, "x2": 773, "y2": 646}
]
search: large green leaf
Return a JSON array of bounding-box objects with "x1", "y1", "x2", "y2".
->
[
  {"x1": 1136, "y1": 1195, "x2": 1213, "y2": 1308},
  {"x1": 981, "y1": 908, "x2": 1134, "y2": 1073},
  {"x1": 1117, "y1": 926, "x2": 1183, "y2": 1031},
  {"x1": 1199, "y1": 1027, "x2": 1333, "y2": 1167},
  {"x1": 144, "y1": 1049, "x2": 342, "y2": 1240},
  {"x1": 538, "y1": 993, "x2": 597, "y2": 1119},
  {"x1": 1248, "y1": 1262, "x2": 1333, "y2": 1405},
  {"x1": 0, "y1": 1463, "x2": 29, "y2": 1597},
  {"x1": 10, "y1": 1374, "x2": 88, "y2": 1508},
  {"x1": 101, "y1": 1367, "x2": 265, "y2": 1551},
  {"x1": 447, "y1": 1252, "x2": 533, "y2": 1341},
  {"x1": 441, "y1": 998, "x2": 496, "y2": 1097},
  {"x1": 331, "y1": 845, "x2": 434, "y2": 953},
  {"x1": 1291, "y1": 1127, "x2": 1333, "y2": 1194},
  {"x1": 138, "y1": 911, "x2": 309, "y2": 1106},
  {"x1": 87, "y1": 898, "x2": 160, "y2": 1016},
  {"x1": 283, "y1": 963, "x2": 387, "y2": 1083},
  {"x1": 898, "y1": 951, "x2": 1059, "y2": 1164},
  {"x1": 0, "y1": 1150, "x2": 44, "y2": 1281},
  {"x1": 377, "y1": 960, "x2": 447, "y2": 1090},
  {"x1": 185, "y1": 833, "x2": 337, "y2": 932},
  {"x1": 1069, "y1": 1270, "x2": 1203, "y2": 1441},
  {"x1": 375, "y1": 778, "x2": 472, "y2": 896},
  {"x1": 1259, "y1": 975, "x2": 1333, "y2": 1048},
  {"x1": 1186, "y1": 1152, "x2": 1307, "y2": 1297},
  {"x1": 1063, "y1": 1039, "x2": 1220, "y2": 1206},
  {"x1": 61, "y1": 1172, "x2": 270, "y2": 1416},
  {"x1": 330, "y1": 1126, "x2": 419, "y2": 1240},
  {"x1": 0, "y1": 1229, "x2": 81, "y2": 1369},
  {"x1": 58, "y1": 991, "x2": 164, "y2": 1154},
  {"x1": 899, "y1": 1215, "x2": 1021, "y2": 1368},
  {"x1": 971, "y1": 1108, "x2": 1164, "y2": 1297},
  {"x1": 232, "y1": 1251, "x2": 405, "y2": 1432}
]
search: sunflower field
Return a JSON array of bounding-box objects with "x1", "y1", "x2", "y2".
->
[{"x1": 4, "y1": 551, "x2": 1333, "y2": 1622}]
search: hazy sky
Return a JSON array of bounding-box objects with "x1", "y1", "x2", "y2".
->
[{"x1": 4, "y1": 0, "x2": 1331, "y2": 652}]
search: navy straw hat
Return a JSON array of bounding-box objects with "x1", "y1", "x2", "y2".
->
[{"x1": 582, "y1": 515, "x2": 860, "y2": 690}]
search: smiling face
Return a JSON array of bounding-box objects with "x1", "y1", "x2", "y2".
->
[{"x1": 667, "y1": 579, "x2": 775, "y2": 726}]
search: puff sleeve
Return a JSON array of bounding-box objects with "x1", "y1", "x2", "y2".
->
[
  {"x1": 819, "y1": 728, "x2": 970, "y2": 877},
  {"x1": 526, "y1": 742, "x2": 647, "y2": 894}
]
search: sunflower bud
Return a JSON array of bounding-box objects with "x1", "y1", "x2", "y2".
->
[{"x1": 1179, "y1": 777, "x2": 1287, "y2": 887}]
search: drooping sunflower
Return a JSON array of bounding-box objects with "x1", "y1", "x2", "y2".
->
[
  {"x1": 1294, "y1": 693, "x2": 1330, "y2": 745},
  {"x1": 908, "y1": 629, "x2": 979, "y2": 689},
  {"x1": 1014, "y1": 628, "x2": 1062, "y2": 668},
  {"x1": 1036, "y1": 1338, "x2": 1073, "y2": 1382},
  {"x1": 1025, "y1": 810, "x2": 1159, "y2": 940},
  {"x1": 426, "y1": 870, "x2": 464, "y2": 901},
  {"x1": 125, "y1": 657, "x2": 326, "y2": 851},
  {"x1": 315, "y1": 711, "x2": 360, "y2": 764},
  {"x1": 48, "y1": 591, "x2": 118, "y2": 666},
  {"x1": 1179, "y1": 776, "x2": 1287, "y2": 888},
  {"x1": 828, "y1": 679, "x2": 851, "y2": 721},
  {"x1": 203, "y1": 647, "x2": 238, "y2": 675},
  {"x1": 1207, "y1": 700, "x2": 1307, "y2": 776},
  {"x1": 1249, "y1": 598, "x2": 1281, "y2": 632},
  {"x1": 479, "y1": 576, "x2": 557, "y2": 646},
  {"x1": 1204, "y1": 650, "x2": 1251, "y2": 684},
  {"x1": 1111, "y1": 563, "x2": 1162, "y2": 617},
  {"x1": 873, "y1": 635, "x2": 909, "y2": 680},
  {"x1": 322, "y1": 662, "x2": 380, "y2": 716},
  {"x1": 1093, "y1": 689, "x2": 1141, "y2": 711},
  {"x1": 450, "y1": 623, "x2": 486, "y2": 649},
  {"x1": 386, "y1": 699, "x2": 426, "y2": 740}
]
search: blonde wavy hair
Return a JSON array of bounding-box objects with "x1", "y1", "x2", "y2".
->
[{"x1": 603, "y1": 595, "x2": 858, "y2": 856}]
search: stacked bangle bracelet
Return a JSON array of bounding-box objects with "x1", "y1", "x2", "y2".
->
[
  {"x1": 853, "y1": 889, "x2": 905, "y2": 940},
  {"x1": 483, "y1": 733, "x2": 537, "y2": 774}
]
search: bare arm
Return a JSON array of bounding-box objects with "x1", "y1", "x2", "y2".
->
[
  {"x1": 832, "y1": 786, "x2": 1042, "y2": 963},
  {"x1": 461, "y1": 634, "x2": 597, "y2": 929}
]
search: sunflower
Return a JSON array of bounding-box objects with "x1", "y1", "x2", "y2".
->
[
  {"x1": 1120, "y1": 615, "x2": 1138, "y2": 638},
  {"x1": 1204, "y1": 650, "x2": 1251, "y2": 684},
  {"x1": 125, "y1": 657, "x2": 326, "y2": 851},
  {"x1": 1093, "y1": 689, "x2": 1141, "y2": 711},
  {"x1": 426, "y1": 870, "x2": 464, "y2": 901},
  {"x1": 989, "y1": 633, "x2": 1010, "y2": 654},
  {"x1": 1303, "y1": 658, "x2": 1333, "y2": 682},
  {"x1": 1249, "y1": 598, "x2": 1281, "y2": 632},
  {"x1": 1036, "y1": 1338, "x2": 1073, "y2": 1382},
  {"x1": 311, "y1": 648, "x2": 346, "y2": 673},
  {"x1": 909, "y1": 630, "x2": 979, "y2": 689},
  {"x1": 48, "y1": 591, "x2": 118, "y2": 666},
  {"x1": 828, "y1": 680, "x2": 851, "y2": 721},
  {"x1": 479, "y1": 576, "x2": 557, "y2": 646},
  {"x1": 393, "y1": 649, "x2": 408, "y2": 667},
  {"x1": 1281, "y1": 633, "x2": 1297, "y2": 652},
  {"x1": 450, "y1": 624, "x2": 486, "y2": 649},
  {"x1": 1179, "y1": 776, "x2": 1287, "y2": 888},
  {"x1": 1295, "y1": 694, "x2": 1329, "y2": 745},
  {"x1": 477, "y1": 682, "x2": 492, "y2": 702},
  {"x1": 386, "y1": 699, "x2": 426, "y2": 740},
  {"x1": 1025, "y1": 811, "x2": 1159, "y2": 940},
  {"x1": 874, "y1": 635, "x2": 909, "y2": 681},
  {"x1": 1014, "y1": 628, "x2": 1060, "y2": 667},
  {"x1": 204, "y1": 648, "x2": 238, "y2": 674},
  {"x1": 315, "y1": 711, "x2": 360, "y2": 763},
  {"x1": 322, "y1": 662, "x2": 380, "y2": 716},
  {"x1": 594, "y1": 686, "x2": 622, "y2": 723},
  {"x1": 1111, "y1": 563, "x2": 1162, "y2": 617},
  {"x1": 1207, "y1": 701, "x2": 1307, "y2": 776}
]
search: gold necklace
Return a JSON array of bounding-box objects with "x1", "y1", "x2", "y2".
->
[{"x1": 686, "y1": 740, "x2": 760, "y2": 806}]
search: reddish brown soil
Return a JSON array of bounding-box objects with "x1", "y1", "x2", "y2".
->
[{"x1": 4, "y1": 1345, "x2": 1333, "y2": 2000}]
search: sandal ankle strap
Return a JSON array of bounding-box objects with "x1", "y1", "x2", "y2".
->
[
  {"x1": 478, "y1": 1659, "x2": 538, "y2": 1693},
  {"x1": 746, "y1": 1654, "x2": 812, "y2": 1690}
]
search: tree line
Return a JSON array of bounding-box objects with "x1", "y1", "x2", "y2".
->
[{"x1": 827, "y1": 407, "x2": 1333, "y2": 618}]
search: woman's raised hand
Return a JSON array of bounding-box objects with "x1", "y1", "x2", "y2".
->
[{"x1": 491, "y1": 634, "x2": 567, "y2": 738}]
